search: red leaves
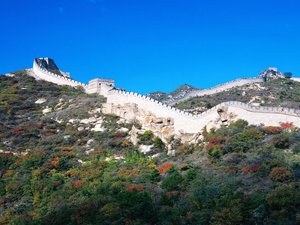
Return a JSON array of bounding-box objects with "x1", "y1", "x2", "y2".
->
[
  {"x1": 242, "y1": 164, "x2": 260, "y2": 173},
  {"x1": 165, "y1": 191, "x2": 186, "y2": 198},
  {"x1": 12, "y1": 127, "x2": 23, "y2": 134},
  {"x1": 280, "y1": 122, "x2": 294, "y2": 130},
  {"x1": 73, "y1": 180, "x2": 84, "y2": 188},
  {"x1": 208, "y1": 138, "x2": 226, "y2": 145},
  {"x1": 125, "y1": 184, "x2": 144, "y2": 192},
  {"x1": 157, "y1": 162, "x2": 173, "y2": 174}
]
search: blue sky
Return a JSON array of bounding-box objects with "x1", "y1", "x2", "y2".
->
[{"x1": 1, "y1": 0, "x2": 300, "y2": 93}]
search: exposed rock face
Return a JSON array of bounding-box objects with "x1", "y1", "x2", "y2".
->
[
  {"x1": 102, "y1": 103, "x2": 176, "y2": 143},
  {"x1": 258, "y1": 67, "x2": 285, "y2": 80},
  {"x1": 147, "y1": 84, "x2": 200, "y2": 104}
]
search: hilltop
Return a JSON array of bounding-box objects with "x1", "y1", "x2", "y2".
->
[
  {"x1": 147, "y1": 84, "x2": 200, "y2": 103},
  {"x1": 175, "y1": 78, "x2": 300, "y2": 114}
]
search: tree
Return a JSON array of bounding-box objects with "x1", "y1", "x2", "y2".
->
[{"x1": 284, "y1": 72, "x2": 293, "y2": 79}]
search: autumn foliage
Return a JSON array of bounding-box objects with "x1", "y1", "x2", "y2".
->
[
  {"x1": 157, "y1": 162, "x2": 173, "y2": 174},
  {"x1": 73, "y1": 180, "x2": 84, "y2": 188},
  {"x1": 280, "y1": 122, "x2": 294, "y2": 130},
  {"x1": 125, "y1": 184, "x2": 144, "y2": 192},
  {"x1": 269, "y1": 167, "x2": 293, "y2": 182},
  {"x1": 263, "y1": 126, "x2": 282, "y2": 134}
]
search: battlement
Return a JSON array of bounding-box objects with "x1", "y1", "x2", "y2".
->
[{"x1": 30, "y1": 57, "x2": 300, "y2": 135}]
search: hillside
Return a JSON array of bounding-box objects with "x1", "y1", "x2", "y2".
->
[
  {"x1": 147, "y1": 84, "x2": 200, "y2": 103},
  {"x1": 175, "y1": 78, "x2": 300, "y2": 114},
  {"x1": 0, "y1": 71, "x2": 299, "y2": 224}
]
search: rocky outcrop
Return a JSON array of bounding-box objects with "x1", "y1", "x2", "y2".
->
[{"x1": 258, "y1": 67, "x2": 285, "y2": 80}]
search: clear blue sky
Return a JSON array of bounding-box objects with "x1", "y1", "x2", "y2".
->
[{"x1": 1, "y1": 0, "x2": 300, "y2": 93}]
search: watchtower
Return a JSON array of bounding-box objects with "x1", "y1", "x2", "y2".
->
[{"x1": 86, "y1": 78, "x2": 115, "y2": 95}]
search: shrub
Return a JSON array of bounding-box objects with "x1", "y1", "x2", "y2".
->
[
  {"x1": 292, "y1": 145, "x2": 300, "y2": 154},
  {"x1": 272, "y1": 135, "x2": 289, "y2": 149},
  {"x1": 60, "y1": 147, "x2": 73, "y2": 151},
  {"x1": 73, "y1": 180, "x2": 84, "y2": 188},
  {"x1": 125, "y1": 184, "x2": 145, "y2": 192},
  {"x1": 269, "y1": 167, "x2": 293, "y2": 182},
  {"x1": 280, "y1": 122, "x2": 294, "y2": 130},
  {"x1": 208, "y1": 146, "x2": 222, "y2": 159},
  {"x1": 12, "y1": 127, "x2": 23, "y2": 134},
  {"x1": 153, "y1": 137, "x2": 165, "y2": 150},
  {"x1": 210, "y1": 208, "x2": 243, "y2": 225},
  {"x1": 208, "y1": 138, "x2": 226, "y2": 145},
  {"x1": 138, "y1": 130, "x2": 154, "y2": 145},
  {"x1": 228, "y1": 119, "x2": 248, "y2": 130},
  {"x1": 227, "y1": 128, "x2": 263, "y2": 152},
  {"x1": 100, "y1": 203, "x2": 120, "y2": 218},
  {"x1": 263, "y1": 126, "x2": 282, "y2": 134},
  {"x1": 176, "y1": 143, "x2": 194, "y2": 155},
  {"x1": 266, "y1": 183, "x2": 300, "y2": 221},
  {"x1": 157, "y1": 162, "x2": 173, "y2": 174},
  {"x1": 161, "y1": 168, "x2": 183, "y2": 191}
]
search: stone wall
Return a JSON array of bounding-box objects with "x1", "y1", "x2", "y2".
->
[
  {"x1": 166, "y1": 78, "x2": 264, "y2": 105},
  {"x1": 105, "y1": 90, "x2": 300, "y2": 135},
  {"x1": 32, "y1": 59, "x2": 86, "y2": 87},
  {"x1": 31, "y1": 58, "x2": 300, "y2": 138}
]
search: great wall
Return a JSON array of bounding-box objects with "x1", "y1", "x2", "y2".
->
[{"x1": 27, "y1": 58, "x2": 300, "y2": 141}]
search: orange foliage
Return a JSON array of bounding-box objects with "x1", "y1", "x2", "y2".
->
[
  {"x1": 61, "y1": 147, "x2": 73, "y2": 151},
  {"x1": 263, "y1": 126, "x2": 282, "y2": 134},
  {"x1": 242, "y1": 166, "x2": 250, "y2": 173},
  {"x1": 125, "y1": 184, "x2": 144, "y2": 192},
  {"x1": 121, "y1": 140, "x2": 131, "y2": 147},
  {"x1": 157, "y1": 162, "x2": 173, "y2": 174},
  {"x1": 35, "y1": 151, "x2": 45, "y2": 156},
  {"x1": 3, "y1": 170, "x2": 14, "y2": 178},
  {"x1": 50, "y1": 157, "x2": 60, "y2": 168},
  {"x1": 280, "y1": 122, "x2": 294, "y2": 130},
  {"x1": 73, "y1": 180, "x2": 84, "y2": 188},
  {"x1": 269, "y1": 167, "x2": 293, "y2": 182},
  {"x1": 242, "y1": 164, "x2": 260, "y2": 173}
]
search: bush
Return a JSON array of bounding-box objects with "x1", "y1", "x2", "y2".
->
[
  {"x1": 208, "y1": 146, "x2": 222, "y2": 159},
  {"x1": 269, "y1": 167, "x2": 293, "y2": 182},
  {"x1": 161, "y1": 168, "x2": 183, "y2": 191},
  {"x1": 153, "y1": 137, "x2": 165, "y2": 150},
  {"x1": 263, "y1": 126, "x2": 282, "y2": 134},
  {"x1": 272, "y1": 135, "x2": 289, "y2": 149},
  {"x1": 227, "y1": 128, "x2": 263, "y2": 152},
  {"x1": 138, "y1": 130, "x2": 154, "y2": 145},
  {"x1": 228, "y1": 119, "x2": 249, "y2": 130},
  {"x1": 266, "y1": 183, "x2": 300, "y2": 222},
  {"x1": 157, "y1": 162, "x2": 174, "y2": 174},
  {"x1": 292, "y1": 145, "x2": 300, "y2": 154}
]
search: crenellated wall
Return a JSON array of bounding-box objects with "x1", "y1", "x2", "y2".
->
[
  {"x1": 32, "y1": 59, "x2": 87, "y2": 87},
  {"x1": 105, "y1": 90, "x2": 300, "y2": 134},
  {"x1": 30, "y1": 58, "x2": 300, "y2": 135},
  {"x1": 166, "y1": 78, "x2": 264, "y2": 105}
]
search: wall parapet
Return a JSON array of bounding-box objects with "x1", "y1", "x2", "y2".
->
[
  {"x1": 33, "y1": 58, "x2": 87, "y2": 87},
  {"x1": 166, "y1": 77, "x2": 264, "y2": 105},
  {"x1": 108, "y1": 89, "x2": 300, "y2": 120}
]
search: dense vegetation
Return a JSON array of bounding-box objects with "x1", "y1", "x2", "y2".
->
[
  {"x1": 0, "y1": 73, "x2": 299, "y2": 224},
  {"x1": 176, "y1": 78, "x2": 300, "y2": 113}
]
